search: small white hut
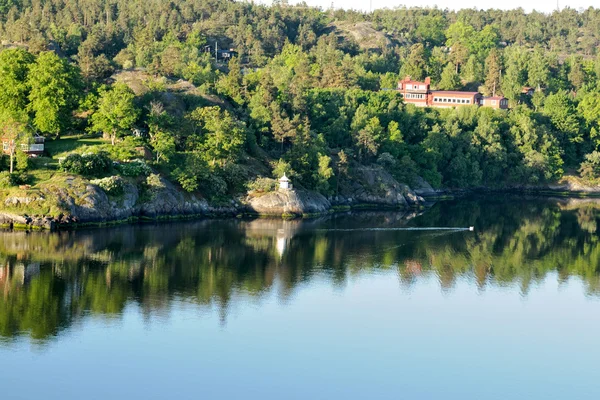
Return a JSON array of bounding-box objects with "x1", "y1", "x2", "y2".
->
[{"x1": 279, "y1": 174, "x2": 291, "y2": 190}]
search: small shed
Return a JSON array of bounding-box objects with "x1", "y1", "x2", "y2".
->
[{"x1": 279, "y1": 174, "x2": 291, "y2": 190}]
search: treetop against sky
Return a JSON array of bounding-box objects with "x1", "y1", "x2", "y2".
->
[{"x1": 271, "y1": 0, "x2": 596, "y2": 13}]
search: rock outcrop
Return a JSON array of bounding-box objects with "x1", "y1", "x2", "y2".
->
[
  {"x1": 334, "y1": 166, "x2": 424, "y2": 207},
  {"x1": 246, "y1": 189, "x2": 331, "y2": 216},
  {"x1": 1, "y1": 168, "x2": 427, "y2": 230}
]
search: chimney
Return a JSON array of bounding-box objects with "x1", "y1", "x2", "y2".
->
[{"x1": 425, "y1": 77, "x2": 431, "y2": 85}]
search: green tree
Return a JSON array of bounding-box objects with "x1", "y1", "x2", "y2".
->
[
  {"x1": 0, "y1": 48, "x2": 34, "y2": 114},
  {"x1": 90, "y1": 83, "x2": 139, "y2": 145},
  {"x1": 438, "y1": 63, "x2": 462, "y2": 90},
  {"x1": 483, "y1": 49, "x2": 502, "y2": 97},
  {"x1": 151, "y1": 131, "x2": 176, "y2": 163},
  {"x1": 314, "y1": 153, "x2": 334, "y2": 195},
  {"x1": 353, "y1": 117, "x2": 382, "y2": 161},
  {"x1": 336, "y1": 149, "x2": 349, "y2": 194},
  {"x1": 528, "y1": 47, "x2": 549, "y2": 91},
  {"x1": 400, "y1": 44, "x2": 427, "y2": 81},
  {"x1": 0, "y1": 110, "x2": 32, "y2": 173},
  {"x1": 188, "y1": 106, "x2": 246, "y2": 166},
  {"x1": 567, "y1": 56, "x2": 585, "y2": 90},
  {"x1": 462, "y1": 55, "x2": 483, "y2": 84},
  {"x1": 415, "y1": 15, "x2": 446, "y2": 46},
  {"x1": 27, "y1": 51, "x2": 81, "y2": 136}
]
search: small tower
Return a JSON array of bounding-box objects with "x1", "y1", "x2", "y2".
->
[{"x1": 279, "y1": 174, "x2": 291, "y2": 190}]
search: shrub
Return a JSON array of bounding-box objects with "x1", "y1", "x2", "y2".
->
[
  {"x1": 91, "y1": 176, "x2": 125, "y2": 196},
  {"x1": 60, "y1": 152, "x2": 112, "y2": 177},
  {"x1": 246, "y1": 177, "x2": 278, "y2": 193},
  {"x1": 16, "y1": 150, "x2": 29, "y2": 171},
  {"x1": 0, "y1": 171, "x2": 16, "y2": 188},
  {"x1": 118, "y1": 160, "x2": 152, "y2": 177},
  {"x1": 579, "y1": 151, "x2": 600, "y2": 180},
  {"x1": 146, "y1": 173, "x2": 166, "y2": 190},
  {"x1": 221, "y1": 162, "x2": 247, "y2": 193},
  {"x1": 376, "y1": 152, "x2": 396, "y2": 170}
]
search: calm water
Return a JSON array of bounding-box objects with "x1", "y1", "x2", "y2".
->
[{"x1": 1, "y1": 196, "x2": 599, "y2": 399}]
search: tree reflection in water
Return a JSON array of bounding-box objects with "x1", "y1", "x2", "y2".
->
[{"x1": 1, "y1": 196, "x2": 599, "y2": 342}]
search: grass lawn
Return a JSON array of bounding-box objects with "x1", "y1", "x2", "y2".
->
[
  {"x1": 45, "y1": 135, "x2": 107, "y2": 158},
  {"x1": 15, "y1": 135, "x2": 109, "y2": 189}
]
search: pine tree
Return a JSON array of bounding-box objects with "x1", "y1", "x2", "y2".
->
[
  {"x1": 399, "y1": 43, "x2": 427, "y2": 81},
  {"x1": 528, "y1": 47, "x2": 549, "y2": 91},
  {"x1": 484, "y1": 49, "x2": 502, "y2": 97},
  {"x1": 438, "y1": 63, "x2": 462, "y2": 90}
]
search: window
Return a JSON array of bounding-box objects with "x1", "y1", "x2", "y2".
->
[
  {"x1": 2, "y1": 141, "x2": 9, "y2": 151},
  {"x1": 466, "y1": 100, "x2": 470, "y2": 104},
  {"x1": 492, "y1": 100, "x2": 497, "y2": 105}
]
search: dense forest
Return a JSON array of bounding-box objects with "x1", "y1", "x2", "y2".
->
[{"x1": 1, "y1": 1, "x2": 600, "y2": 199}]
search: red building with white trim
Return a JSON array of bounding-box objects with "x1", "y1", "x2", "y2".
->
[{"x1": 397, "y1": 76, "x2": 505, "y2": 109}]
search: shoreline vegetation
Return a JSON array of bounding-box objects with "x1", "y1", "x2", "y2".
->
[
  {"x1": 2, "y1": 182, "x2": 600, "y2": 231},
  {"x1": 2, "y1": 3, "x2": 600, "y2": 230}
]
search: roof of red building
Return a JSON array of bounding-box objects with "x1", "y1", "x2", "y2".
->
[
  {"x1": 400, "y1": 76, "x2": 430, "y2": 85},
  {"x1": 483, "y1": 96, "x2": 506, "y2": 100},
  {"x1": 431, "y1": 91, "x2": 479, "y2": 96}
]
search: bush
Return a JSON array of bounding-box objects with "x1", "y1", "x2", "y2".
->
[
  {"x1": 91, "y1": 176, "x2": 125, "y2": 196},
  {"x1": 246, "y1": 177, "x2": 278, "y2": 193},
  {"x1": 579, "y1": 151, "x2": 600, "y2": 180},
  {"x1": 376, "y1": 152, "x2": 396, "y2": 170},
  {"x1": 118, "y1": 160, "x2": 152, "y2": 177},
  {"x1": 146, "y1": 173, "x2": 166, "y2": 190},
  {"x1": 221, "y1": 163, "x2": 247, "y2": 193},
  {"x1": 0, "y1": 171, "x2": 16, "y2": 188},
  {"x1": 60, "y1": 152, "x2": 112, "y2": 177}
]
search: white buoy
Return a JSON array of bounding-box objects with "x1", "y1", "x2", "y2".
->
[{"x1": 469, "y1": 226, "x2": 474, "y2": 231}]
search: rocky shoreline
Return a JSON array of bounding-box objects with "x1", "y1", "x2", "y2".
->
[
  {"x1": 2, "y1": 168, "x2": 599, "y2": 231},
  {"x1": 0, "y1": 166, "x2": 428, "y2": 231}
]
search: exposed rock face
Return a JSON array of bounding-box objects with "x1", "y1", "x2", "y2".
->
[
  {"x1": 1, "y1": 175, "x2": 210, "y2": 229},
  {"x1": 0, "y1": 212, "x2": 55, "y2": 230},
  {"x1": 523, "y1": 181, "x2": 600, "y2": 194},
  {"x1": 412, "y1": 176, "x2": 442, "y2": 197},
  {"x1": 246, "y1": 189, "x2": 331, "y2": 216},
  {"x1": 336, "y1": 166, "x2": 424, "y2": 207}
]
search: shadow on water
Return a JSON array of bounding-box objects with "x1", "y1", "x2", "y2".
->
[{"x1": 1, "y1": 195, "x2": 599, "y2": 342}]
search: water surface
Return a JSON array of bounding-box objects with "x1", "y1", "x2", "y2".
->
[{"x1": 1, "y1": 196, "x2": 599, "y2": 399}]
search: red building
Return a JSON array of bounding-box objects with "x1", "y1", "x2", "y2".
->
[
  {"x1": 397, "y1": 76, "x2": 431, "y2": 107},
  {"x1": 482, "y1": 96, "x2": 508, "y2": 109},
  {"x1": 431, "y1": 91, "x2": 482, "y2": 108},
  {"x1": 397, "y1": 76, "x2": 506, "y2": 109}
]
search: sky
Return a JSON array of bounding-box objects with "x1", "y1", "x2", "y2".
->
[{"x1": 262, "y1": 0, "x2": 599, "y2": 13}]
